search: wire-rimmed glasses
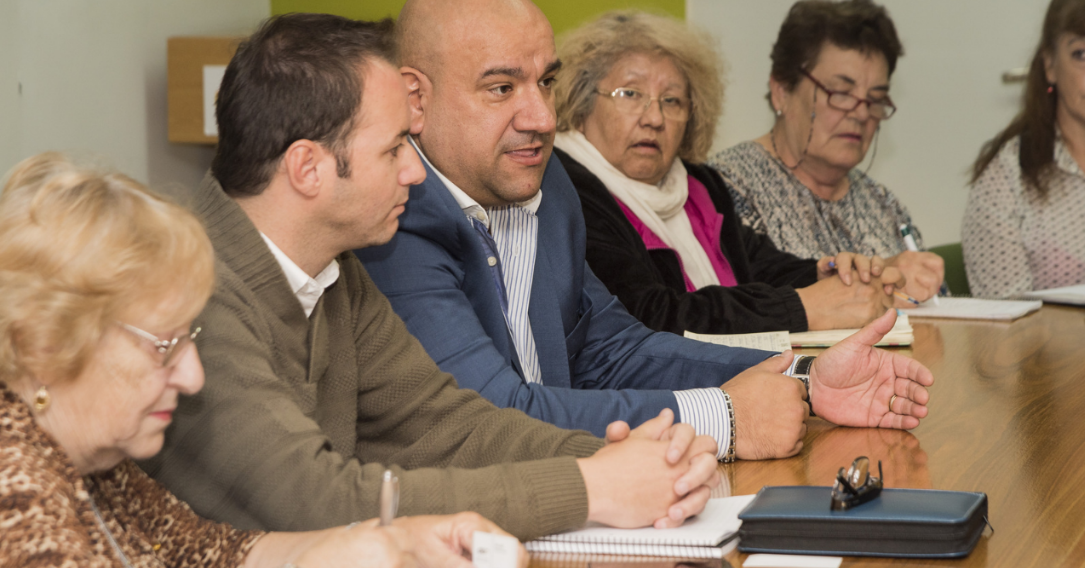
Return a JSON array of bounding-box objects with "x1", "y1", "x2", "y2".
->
[
  {"x1": 595, "y1": 87, "x2": 691, "y2": 122},
  {"x1": 117, "y1": 322, "x2": 201, "y2": 367},
  {"x1": 801, "y1": 69, "x2": 897, "y2": 120}
]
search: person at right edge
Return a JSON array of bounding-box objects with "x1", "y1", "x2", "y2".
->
[{"x1": 963, "y1": 0, "x2": 1085, "y2": 299}]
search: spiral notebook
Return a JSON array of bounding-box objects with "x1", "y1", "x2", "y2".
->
[{"x1": 524, "y1": 495, "x2": 755, "y2": 558}]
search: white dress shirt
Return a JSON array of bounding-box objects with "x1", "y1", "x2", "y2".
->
[{"x1": 260, "y1": 233, "x2": 340, "y2": 318}]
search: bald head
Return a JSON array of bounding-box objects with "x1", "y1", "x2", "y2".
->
[
  {"x1": 399, "y1": 0, "x2": 558, "y2": 207},
  {"x1": 399, "y1": 0, "x2": 549, "y2": 82}
]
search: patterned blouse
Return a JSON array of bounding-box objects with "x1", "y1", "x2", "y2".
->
[
  {"x1": 710, "y1": 141, "x2": 922, "y2": 260},
  {"x1": 962, "y1": 135, "x2": 1085, "y2": 298},
  {"x1": 0, "y1": 383, "x2": 263, "y2": 567}
]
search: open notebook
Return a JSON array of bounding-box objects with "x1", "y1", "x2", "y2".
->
[
  {"x1": 685, "y1": 314, "x2": 913, "y2": 349},
  {"x1": 524, "y1": 495, "x2": 755, "y2": 558},
  {"x1": 789, "y1": 312, "x2": 913, "y2": 348}
]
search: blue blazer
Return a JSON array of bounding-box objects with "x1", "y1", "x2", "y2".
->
[{"x1": 356, "y1": 155, "x2": 770, "y2": 437}]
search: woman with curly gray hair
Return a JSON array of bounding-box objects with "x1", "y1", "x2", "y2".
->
[{"x1": 554, "y1": 10, "x2": 903, "y2": 335}]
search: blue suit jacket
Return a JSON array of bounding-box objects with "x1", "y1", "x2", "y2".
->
[{"x1": 356, "y1": 155, "x2": 771, "y2": 436}]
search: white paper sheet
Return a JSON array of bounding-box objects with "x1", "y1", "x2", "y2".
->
[
  {"x1": 684, "y1": 330, "x2": 792, "y2": 352},
  {"x1": 1021, "y1": 284, "x2": 1085, "y2": 306},
  {"x1": 906, "y1": 297, "x2": 1041, "y2": 320},
  {"x1": 744, "y1": 553, "x2": 843, "y2": 568}
]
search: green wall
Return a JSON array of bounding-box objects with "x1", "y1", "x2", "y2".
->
[{"x1": 269, "y1": 0, "x2": 684, "y2": 35}]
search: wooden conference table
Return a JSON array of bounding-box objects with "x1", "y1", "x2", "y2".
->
[{"x1": 529, "y1": 305, "x2": 1085, "y2": 568}]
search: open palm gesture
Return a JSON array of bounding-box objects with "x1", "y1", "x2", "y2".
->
[{"x1": 809, "y1": 309, "x2": 934, "y2": 429}]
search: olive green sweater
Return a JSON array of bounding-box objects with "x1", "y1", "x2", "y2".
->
[{"x1": 140, "y1": 175, "x2": 605, "y2": 540}]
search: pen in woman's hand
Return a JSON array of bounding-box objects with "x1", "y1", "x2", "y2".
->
[{"x1": 893, "y1": 290, "x2": 919, "y2": 306}]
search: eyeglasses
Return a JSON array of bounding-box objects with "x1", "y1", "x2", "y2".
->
[
  {"x1": 595, "y1": 87, "x2": 691, "y2": 122},
  {"x1": 830, "y1": 456, "x2": 884, "y2": 511},
  {"x1": 801, "y1": 70, "x2": 897, "y2": 120},
  {"x1": 117, "y1": 322, "x2": 201, "y2": 367}
]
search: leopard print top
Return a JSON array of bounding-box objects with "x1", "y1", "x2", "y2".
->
[{"x1": 0, "y1": 383, "x2": 263, "y2": 567}]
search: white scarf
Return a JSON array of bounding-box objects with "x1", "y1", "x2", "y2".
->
[{"x1": 555, "y1": 130, "x2": 720, "y2": 289}]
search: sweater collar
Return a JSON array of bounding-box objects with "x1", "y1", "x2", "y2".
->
[{"x1": 190, "y1": 173, "x2": 310, "y2": 328}]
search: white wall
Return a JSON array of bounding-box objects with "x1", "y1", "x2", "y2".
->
[
  {"x1": 1, "y1": 0, "x2": 269, "y2": 190},
  {"x1": 0, "y1": 1, "x2": 20, "y2": 171},
  {"x1": 688, "y1": 0, "x2": 1050, "y2": 247}
]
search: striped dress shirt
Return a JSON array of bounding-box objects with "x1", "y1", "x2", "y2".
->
[{"x1": 413, "y1": 140, "x2": 746, "y2": 460}]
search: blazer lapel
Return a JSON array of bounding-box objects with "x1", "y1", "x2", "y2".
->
[
  {"x1": 528, "y1": 179, "x2": 573, "y2": 388},
  {"x1": 416, "y1": 162, "x2": 525, "y2": 380}
]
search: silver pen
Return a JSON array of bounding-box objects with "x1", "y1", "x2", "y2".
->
[{"x1": 379, "y1": 469, "x2": 399, "y2": 526}]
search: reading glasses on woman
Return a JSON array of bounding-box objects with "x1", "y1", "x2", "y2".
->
[
  {"x1": 117, "y1": 321, "x2": 201, "y2": 367},
  {"x1": 710, "y1": 0, "x2": 945, "y2": 302},
  {"x1": 596, "y1": 86, "x2": 691, "y2": 121},
  {"x1": 800, "y1": 69, "x2": 896, "y2": 120}
]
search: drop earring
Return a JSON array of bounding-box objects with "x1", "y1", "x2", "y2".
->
[
  {"x1": 1048, "y1": 84, "x2": 1055, "y2": 94},
  {"x1": 33, "y1": 385, "x2": 51, "y2": 412}
]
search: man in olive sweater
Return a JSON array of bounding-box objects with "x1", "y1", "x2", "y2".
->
[{"x1": 142, "y1": 14, "x2": 720, "y2": 541}]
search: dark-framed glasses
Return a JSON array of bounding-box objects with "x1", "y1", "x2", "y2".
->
[
  {"x1": 596, "y1": 87, "x2": 691, "y2": 122},
  {"x1": 117, "y1": 322, "x2": 201, "y2": 367},
  {"x1": 801, "y1": 69, "x2": 897, "y2": 120},
  {"x1": 831, "y1": 456, "x2": 884, "y2": 511}
]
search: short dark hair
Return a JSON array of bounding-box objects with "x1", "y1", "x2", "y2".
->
[
  {"x1": 770, "y1": 0, "x2": 903, "y2": 94},
  {"x1": 212, "y1": 13, "x2": 397, "y2": 197}
]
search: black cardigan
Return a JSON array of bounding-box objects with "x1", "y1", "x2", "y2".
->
[{"x1": 557, "y1": 147, "x2": 817, "y2": 334}]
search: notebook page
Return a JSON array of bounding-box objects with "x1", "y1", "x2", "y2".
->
[
  {"x1": 529, "y1": 495, "x2": 755, "y2": 548},
  {"x1": 788, "y1": 313, "x2": 912, "y2": 348},
  {"x1": 684, "y1": 330, "x2": 791, "y2": 352}
]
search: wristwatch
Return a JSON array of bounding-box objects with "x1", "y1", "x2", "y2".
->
[{"x1": 787, "y1": 355, "x2": 815, "y2": 416}]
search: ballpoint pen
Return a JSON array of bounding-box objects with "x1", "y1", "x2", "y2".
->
[
  {"x1": 893, "y1": 290, "x2": 919, "y2": 306},
  {"x1": 900, "y1": 223, "x2": 943, "y2": 305},
  {"x1": 379, "y1": 469, "x2": 399, "y2": 526}
]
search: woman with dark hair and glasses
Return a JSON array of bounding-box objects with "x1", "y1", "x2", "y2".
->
[
  {"x1": 963, "y1": 0, "x2": 1085, "y2": 299},
  {"x1": 711, "y1": 0, "x2": 943, "y2": 303}
]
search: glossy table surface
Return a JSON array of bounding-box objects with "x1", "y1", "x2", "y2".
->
[{"x1": 530, "y1": 305, "x2": 1085, "y2": 568}]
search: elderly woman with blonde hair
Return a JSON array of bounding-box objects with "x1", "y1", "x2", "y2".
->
[
  {"x1": 554, "y1": 10, "x2": 906, "y2": 335},
  {"x1": 0, "y1": 154, "x2": 523, "y2": 568}
]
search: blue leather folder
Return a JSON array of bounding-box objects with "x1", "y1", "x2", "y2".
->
[{"x1": 737, "y1": 486, "x2": 988, "y2": 558}]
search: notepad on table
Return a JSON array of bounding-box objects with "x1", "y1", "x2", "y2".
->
[
  {"x1": 524, "y1": 495, "x2": 755, "y2": 558},
  {"x1": 787, "y1": 313, "x2": 913, "y2": 348},
  {"x1": 684, "y1": 330, "x2": 792, "y2": 352},
  {"x1": 1021, "y1": 284, "x2": 1085, "y2": 306},
  {"x1": 905, "y1": 297, "x2": 1041, "y2": 320}
]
